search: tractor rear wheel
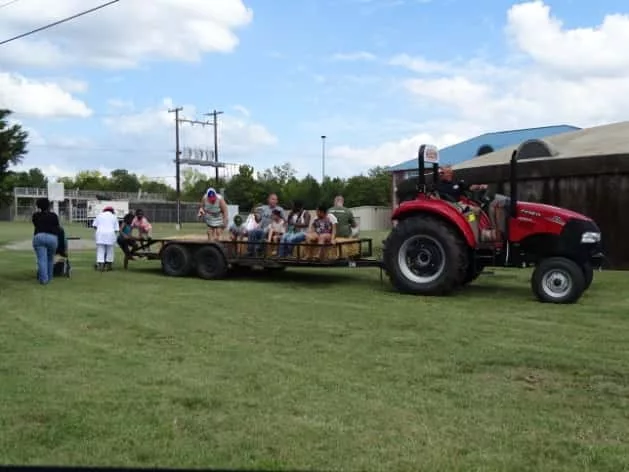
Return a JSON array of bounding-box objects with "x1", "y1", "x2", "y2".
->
[
  {"x1": 383, "y1": 215, "x2": 468, "y2": 295},
  {"x1": 462, "y1": 261, "x2": 484, "y2": 286},
  {"x1": 531, "y1": 257, "x2": 586, "y2": 304}
]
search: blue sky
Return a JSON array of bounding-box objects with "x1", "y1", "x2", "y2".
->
[{"x1": 2, "y1": 0, "x2": 629, "y2": 185}]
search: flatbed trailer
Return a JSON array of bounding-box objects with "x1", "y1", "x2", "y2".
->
[{"x1": 125, "y1": 236, "x2": 383, "y2": 279}]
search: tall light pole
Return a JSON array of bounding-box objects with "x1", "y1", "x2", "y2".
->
[{"x1": 321, "y1": 135, "x2": 326, "y2": 184}]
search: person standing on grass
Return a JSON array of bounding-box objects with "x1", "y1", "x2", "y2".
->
[
  {"x1": 93, "y1": 206, "x2": 119, "y2": 271},
  {"x1": 31, "y1": 197, "x2": 61, "y2": 285}
]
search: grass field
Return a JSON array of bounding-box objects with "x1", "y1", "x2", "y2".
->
[{"x1": 1, "y1": 221, "x2": 629, "y2": 471}]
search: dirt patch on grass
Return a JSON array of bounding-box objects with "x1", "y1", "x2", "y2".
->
[{"x1": 3, "y1": 238, "x2": 96, "y2": 252}]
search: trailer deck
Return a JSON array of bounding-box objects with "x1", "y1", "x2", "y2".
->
[{"x1": 124, "y1": 235, "x2": 383, "y2": 278}]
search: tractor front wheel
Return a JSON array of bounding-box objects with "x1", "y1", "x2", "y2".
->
[
  {"x1": 531, "y1": 257, "x2": 586, "y2": 304},
  {"x1": 383, "y1": 215, "x2": 468, "y2": 295},
  {"x1": 582, "y1": 263, "x2": 594, "y2": 291}
]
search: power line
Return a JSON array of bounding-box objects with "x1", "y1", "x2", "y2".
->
[
  {"x1": 0, "y1": 0, "x2": 120, "y2": 47},
  {"x1": 0, "y1": 0, "x2": 21, "y2": 10}
]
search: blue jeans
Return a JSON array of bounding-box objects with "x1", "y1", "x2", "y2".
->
[
  {"x1": 33, "y1": 232, "x2": 58, "y2": 284},
  {"x1": 247, "y1": 228, "x2": 266, "y2": 255},
  {"x1": 278, "y1": 232, "x2": 306, "y2": 257}
]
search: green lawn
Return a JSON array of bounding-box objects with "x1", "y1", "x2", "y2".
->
[{"x1": 1, "y1": 221, "x2": 629, "y2": 471}]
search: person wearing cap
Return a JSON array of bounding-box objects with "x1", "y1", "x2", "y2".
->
[
  {"x1": 199, "y1": 187, "x2": 228, "y2": 241},
  {"x1": 92, "y1": 205, "x2": 119, "y2": 271}
]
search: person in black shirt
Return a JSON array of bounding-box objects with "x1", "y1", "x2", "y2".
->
[
  {"x1": 435, "y1": 165, "x2": 487, "y2": 202},
  {"x1": 32, "y1": 197, "x2": 61, "y2": 284}
]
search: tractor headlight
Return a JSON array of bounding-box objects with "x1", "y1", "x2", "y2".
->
[{"x1": 581, "y1": 232, "x2": 601, "y2": 244}]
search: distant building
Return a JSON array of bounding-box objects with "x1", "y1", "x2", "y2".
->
[{"x1": 387, "y1": 125, "x2": 580, "y2": 206}]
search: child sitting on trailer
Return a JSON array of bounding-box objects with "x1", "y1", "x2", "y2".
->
[
  {"x1": 229, "y1": 214, "x2": 247, "y2": 241},
  {"x1": 132, "y1": 209, "x2": 152, "y2": 239},
  {"x1": 305, "y1": 205, "x2": 337, "y2": 260},
  {"x1": 118, "y1": 213, "x2": 139, "y2": 268},
  {"x1": 267, "y1": 209, "x2": 286, "y2": 244}
]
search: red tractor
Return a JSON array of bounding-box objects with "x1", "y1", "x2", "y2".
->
[{"x1": 383, "y1": 143, "x2": 604, "y2": 303}]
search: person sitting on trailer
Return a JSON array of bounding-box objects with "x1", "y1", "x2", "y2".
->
[
  {"x1": 328, "y1": 195, "x2": 358, "y2": 238},
  {"x1": 278, "y1": 200, "x2": 311, "y2": 257},
  {"x1": 199, "y1": 187, "x2": 229, "y2": 241},
  {"x1": 229, "y1": 214, "x2": 247, "y2": 241},
  {"x1": 118, "y1": 213, "x2": 139, "y2": 267},
  {"x1": 244, "y1": 206, "x2": 262, "y2": 236},
  {"x1": 267, "y1": 209, "x2": 286, "y2": 244},
  {"x1": 305, "y1": 205, "x2": 337, "y2": 260},
  {"x1": 132, "y1": 209, "x2": 152, "y2": 239},
  {"x1": 246, "y1": 193, "x2": 286, "y2": 256}
]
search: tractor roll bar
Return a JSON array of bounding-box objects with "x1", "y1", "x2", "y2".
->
[
  {"x1": 417, "y1": 144, "x2": 440, "y2": 194},
  {"x1": 509, "y1": 148, "x2": 519, "y2": 217}
]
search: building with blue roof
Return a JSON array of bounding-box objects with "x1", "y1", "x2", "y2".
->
[
  {"x1": 388, "y1": 124, "x2": 581, "y2": 207},
  {"x1": 388, "y1": 124, "x2": 580, "y2": 176}
]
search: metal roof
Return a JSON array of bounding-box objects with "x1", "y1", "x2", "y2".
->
[
  {"x1": 453, "y1": 120, "x2": 629, "y2": 170},
  {"x1": 387, "y1": 125, "x2": 580, "y2": 172}
]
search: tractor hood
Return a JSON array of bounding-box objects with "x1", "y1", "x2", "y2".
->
[{"x1": 517, "y1": 201, "x2": 592, "y2": 224}]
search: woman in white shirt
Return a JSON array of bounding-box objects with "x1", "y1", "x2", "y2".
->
[{"x1": 92, "y1": 206, "x2": 119, "y2": 271}]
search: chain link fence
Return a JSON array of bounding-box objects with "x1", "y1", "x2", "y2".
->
[{"x1": 10, "y1": 200, "x2": 206, "y2": 224}]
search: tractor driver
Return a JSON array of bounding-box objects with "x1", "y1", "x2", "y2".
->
[{"x1": 435, "y1": 165, "x2": 487, "y2": 203}]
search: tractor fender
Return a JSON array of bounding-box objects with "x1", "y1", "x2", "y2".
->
[{"x1": 391, "y1": 200, "x2": 476, "y2": 248}]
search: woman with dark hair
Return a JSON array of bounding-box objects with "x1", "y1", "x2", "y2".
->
[{"x1": 32, "y1": 197, "x2": 61, "y2": 284}]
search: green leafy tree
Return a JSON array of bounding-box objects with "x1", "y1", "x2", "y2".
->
[
  {"x1": 0, "y1": 109, "x2": 29, "y2": 200},
  {"x1": 224, "y1": 165, "x2": 264, "y2": 211},
  {"x1": 108, "y1": 169, "x2": 141, "y2": 192}
]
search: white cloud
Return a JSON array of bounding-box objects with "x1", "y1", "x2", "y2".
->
[
  {"x1": 103, "y1": 98, "x2": 277, "y2": 157},
  {"x1": 388, "y1": 53, "x2": 451, "y2": 73},
  {"x1": 0, "y1": 72, "x2": 91, "y2": 118},
  {"x1": 340, "y1": 0, "x2": 629, "y2": 168},
  {"x1": 328, "y1": 132, "x2": 463, "y2": 175},
  {"x1": 0, "y1": 0, "x2": 253, "y2": 69}
]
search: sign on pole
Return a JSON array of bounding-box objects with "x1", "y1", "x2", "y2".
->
[
  {"x1": 47, "y1": 182, "x2": 64, "y2": 215},
  {"x1": 422, "y1": 144, "x2": 440, "y2": 164},
  {"x1": 47, "y1": 182, "x2": 65, "y2": 202}
]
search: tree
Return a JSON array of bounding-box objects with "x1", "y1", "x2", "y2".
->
[
  {"x1": 0, "y1": 109, "x2": 29, "y2": 196},
  {"x1": 224, "y1": 165, "x2": 264, "y2": 211},
  {"x1": 109, "y1": 169, "x2": 141, "y2": 193}
]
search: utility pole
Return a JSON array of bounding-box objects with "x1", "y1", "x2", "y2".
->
[
  {"x1": 168, "y1": 108, "x2": 212, "y2": 229},
  {"x1": 321, "y1": 135, "x2": 326, "y2": 183},
  {"x1": 168, "y1": 106, "x2": 183, "y2": 229},
  {"x1": 204, "y1": 109, "x2": 224, "y2": 186}
]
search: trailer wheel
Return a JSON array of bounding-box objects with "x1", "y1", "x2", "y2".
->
[
  {"x1": 161, "y1": 244, "x2": 192, "y2": 277},
  {"x1": 196, "y1": 246, "x2": 228, "y2": 280},
  {"x1": 383, "y1": 215, "x2": 468, "y2": 295},
  {"x1": 531, "y1": 257, "x2": 585, "y2": 304},
  {"x1": 582, "y1": 263, "x2": 594, "y2": 291}
]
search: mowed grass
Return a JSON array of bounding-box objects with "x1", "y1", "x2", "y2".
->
[{"x1": 1, "y1": 221, "x2": 629, "y2": 471}]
